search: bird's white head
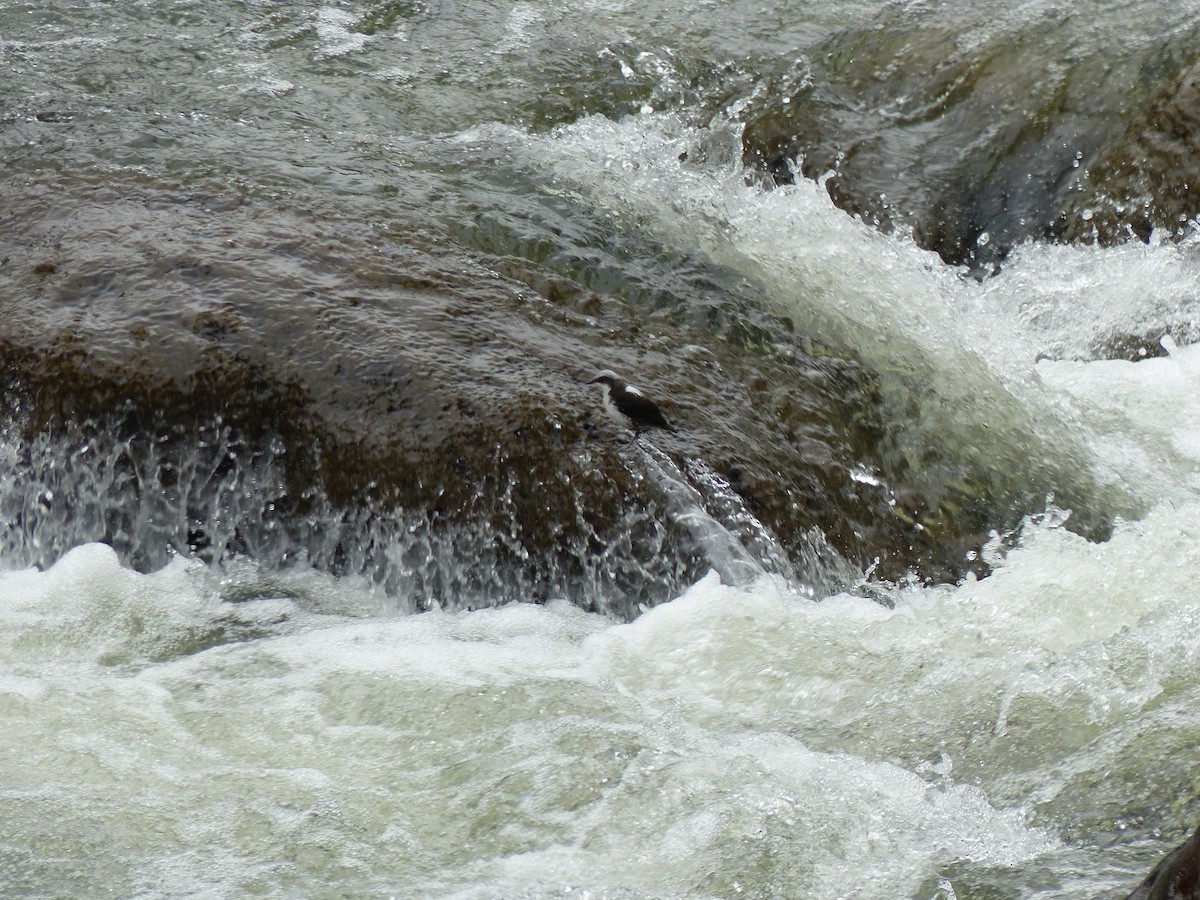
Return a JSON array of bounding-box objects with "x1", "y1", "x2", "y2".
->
[{"x1": 588, "y1": 369, "x2": 622, "y2": 389}]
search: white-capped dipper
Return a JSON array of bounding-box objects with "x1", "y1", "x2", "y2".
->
[{"x1": 588, "y1": 369, "x2": 676, "y2": 438}]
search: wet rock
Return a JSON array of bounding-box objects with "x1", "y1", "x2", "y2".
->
[
  {"x1": 739, "y1": 10, "x2": 1200, "y2": 268},
  {"x1": 1059, "y1": 58, "x2": 1200, "y2": 246},
  {"x1": 0, "y1": 176, "x2": 686, "y2": 612},
  {"x1": 1126, "y1": 825, "x2": 1200, "y2": 900},
  {"x1": 0, "y1": 173, "x2": 1107, "y2": 612}
]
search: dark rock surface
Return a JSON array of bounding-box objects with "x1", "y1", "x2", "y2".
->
[
  {"x1": 1127, "y1": 825, "x2": 1200, "y2": 900},
  {"x1": 0, "y1": 174, "x2": 862, "y2": 609},
  {"x1": 0, "y1": 171, "x2": 1115, "y2": 611},
  {"x1": 739, "y1": 11, "x2": 1200, "y2": 269},
  {"x1": 1059, "y1": 58, "x2": 1200, "y2": 247}
]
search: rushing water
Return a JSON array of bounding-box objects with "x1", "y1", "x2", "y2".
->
[{"x1": 4, "y1": 0, "x2": 1200, "y2": 897}]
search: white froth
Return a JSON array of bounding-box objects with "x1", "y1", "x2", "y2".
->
[
  {"x1": 314, "y1": 7, "x2": 372, "y2": 57},
  {"x1": 0, "y1": 551, "x2": 1088, "y2": 896},
  {"x1": 980, "y1": 236, "x2": 1200, "y2": 364}
]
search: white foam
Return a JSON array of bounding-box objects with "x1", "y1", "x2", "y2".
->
[
  {"x1": 0, "y1": 547, "x2": 1080, "y2": 897},
  {"x1": 314, "y1": 7, "x2": 371, "y2": 58},
  {"x1": 0, "y1": 543, "x2": 376, "y2": 669},
  {"x1": 980, "y1": 235, "x2": 1200, "y2": 365},
  {"x1": 1, "y1": 478, "x2": 1189, "y2": 895}
]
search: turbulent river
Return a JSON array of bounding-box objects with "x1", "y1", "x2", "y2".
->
[{"x1": 4, "y1": 0, "x2": 1200, "y2": 897}]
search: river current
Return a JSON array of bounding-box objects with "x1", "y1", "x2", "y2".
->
[{"x1": 4, "y1": 0, "x2": 1200, "y2": 897}]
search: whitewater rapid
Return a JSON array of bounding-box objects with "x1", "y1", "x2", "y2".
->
[
  {"x1": 6, "y1": 487, "x2": 1199, "y2": 896},
  {"x1": 6, "y1": 113, "x2": 1200, "y2": 899}
]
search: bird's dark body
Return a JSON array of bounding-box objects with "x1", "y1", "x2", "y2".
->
[{"x1": 588, "y1": 370, "x2": 676, "y2": 436}]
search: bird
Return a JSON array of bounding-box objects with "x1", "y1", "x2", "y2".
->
[{"x1": 588, "y1": 369, "x2": 676, "y2": 439}]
